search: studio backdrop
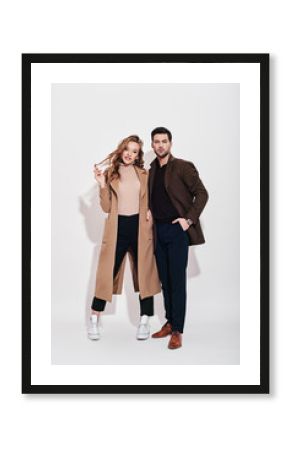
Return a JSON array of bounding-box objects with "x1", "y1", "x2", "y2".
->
[{"x1": 51, "y1": 83, "x2": 240, "y2": 365}]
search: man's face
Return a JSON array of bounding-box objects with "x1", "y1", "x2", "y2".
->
[{"x1": 151, "y1": 133, "x2": 172, "y2": 159}]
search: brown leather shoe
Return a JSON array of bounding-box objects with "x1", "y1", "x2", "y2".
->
[
  {"x1": 151, "y1": 322, "x2": 172, "y2": 338},
  {"x1": 168, "y1": 331, "x2": 182, "y2": 349}
]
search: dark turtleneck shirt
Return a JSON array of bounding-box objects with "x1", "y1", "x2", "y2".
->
[{"x1": 151, "y1": 162, "x2": 179, "y2": 222}]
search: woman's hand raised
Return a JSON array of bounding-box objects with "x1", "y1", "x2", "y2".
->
[{"x1": 94, "y1": 164, "x2": 106, "y2": 188}]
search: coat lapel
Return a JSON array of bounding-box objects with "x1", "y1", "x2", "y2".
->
[
  {"x1": 110, "y1": 176, "x2": 119, "y2": 195},
  {"x1": 149, "y1": 159, "x2": 157, "y2": 203},
  {"x1": 134, "y1": 166, "x2": 147, "y2": 199}
]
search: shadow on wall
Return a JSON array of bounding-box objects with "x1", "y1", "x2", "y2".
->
[
  {"x1": 144, "y1": 149, "x2": 155, "y2": 169},
  {"x1": 79, "y1": 164, "x2": 201, "y2": 328},
  {"x1": 79, "y1": 185, "x2": 117, "y2": 326}
]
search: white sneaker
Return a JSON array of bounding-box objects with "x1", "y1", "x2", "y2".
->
[
  {"x1": 136, "y1": 315, "x2": 150, "y2": 340},
  {"x1": 88, "y1": 315, "x2": 100, "y2": 340}
]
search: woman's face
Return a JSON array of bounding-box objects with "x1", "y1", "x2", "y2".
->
[{"x1": 121, "y1": 141, "x2": 140, "y2": 165}]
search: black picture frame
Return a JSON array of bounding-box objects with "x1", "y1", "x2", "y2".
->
[{"x1": 22, "y1": 53, "x2": 269, "y2": 394}]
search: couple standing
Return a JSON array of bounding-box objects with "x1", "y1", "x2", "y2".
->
[{"x1": 88, "y1": 127, "x2": 208, "y2": 350}]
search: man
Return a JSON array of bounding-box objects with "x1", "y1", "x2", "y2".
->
[{"x1": 148, "y1": 127, "x2": 208, "y2": 349}]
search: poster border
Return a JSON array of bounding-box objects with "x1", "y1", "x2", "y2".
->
[{"x1": 22, "y1": 53, "x2": 269, "y2": 394}]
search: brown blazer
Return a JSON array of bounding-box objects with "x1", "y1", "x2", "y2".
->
[
  {"x1": 94, "y1": 165, "x2": 161, "y2": 302},
  {"x1": 149, "y1": 155, "x2": 209, "y2": 246}
]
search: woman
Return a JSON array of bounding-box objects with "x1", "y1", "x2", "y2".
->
[{"x1": 88, "y1": 135, "x2": 161, "y2": 340}]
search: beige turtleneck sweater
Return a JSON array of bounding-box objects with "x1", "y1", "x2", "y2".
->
[{"x1": 117, "y1": 164, "x2": 140, "y2": 215}]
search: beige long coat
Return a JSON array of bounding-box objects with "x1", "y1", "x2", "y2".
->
[{"x1": 94, "y1": 165, "x2": 161, "y2": 302}]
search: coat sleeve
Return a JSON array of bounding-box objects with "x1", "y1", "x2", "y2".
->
[
  {"x1": 181, "y1": 161, "x2": 209, "y2": 225},
  {"x1": 147, "y1": 170, "x2": 151, "y2": 210},
  {"x1": 99, "y1": 185, "x2": 111, "y2": 213}
]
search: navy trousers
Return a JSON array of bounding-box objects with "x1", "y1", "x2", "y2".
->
[
  {"x1": 155, "y1": 222, "x2": 189, "y2": 333},
  {"x1": 91, "y1": 214, "x2": 154, "y2": 316}
]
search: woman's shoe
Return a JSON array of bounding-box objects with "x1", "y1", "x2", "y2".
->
[
  {"x1": 136, "y1": 315, "x2": 150, "y2": 340},
  {"x1": 88, "y1": 315, "x2": 100, "y2": 340}
]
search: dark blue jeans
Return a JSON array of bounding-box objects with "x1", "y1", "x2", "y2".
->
[
  {"x1": 155, "y1": 222, "x2": 189, "y2": 333},
  {"x1": 92, "y1": 214, "x2": 154, "y2": 316}
]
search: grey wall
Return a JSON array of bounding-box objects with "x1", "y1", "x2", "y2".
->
[{"x1": 51, "y1": 83, "x2": 240, "y2": 364}]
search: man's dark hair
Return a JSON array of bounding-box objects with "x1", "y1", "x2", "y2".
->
[{"x1": 151, "y1": 127, "x2": 172, "y2": 142}]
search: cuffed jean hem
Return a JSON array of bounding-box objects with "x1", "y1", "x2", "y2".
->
[
  {"x1": 91, "y1": 297, "x2": 106, "y2": 312},
  {"x1": 91, "y1": 295, "x2": 154, "y2": 316}
]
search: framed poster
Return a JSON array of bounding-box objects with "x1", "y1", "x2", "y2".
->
[{"x1": 22, "y1": 53, "x2": 269, "y2": 394}]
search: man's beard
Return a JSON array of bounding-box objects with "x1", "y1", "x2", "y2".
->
[{"x1": 155, "y1": 150, "x2": 169, "y2": 159}]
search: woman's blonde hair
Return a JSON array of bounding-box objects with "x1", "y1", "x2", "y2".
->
[{"x1": 98, "y1": 135, "x2": 144, "y2": 183}]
